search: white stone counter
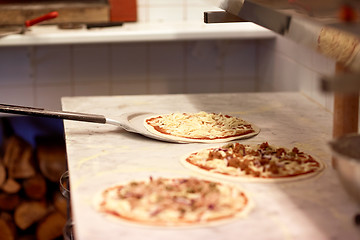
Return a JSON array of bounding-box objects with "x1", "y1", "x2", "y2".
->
[
  {"x1": 61, "y1": 92, "x2": 360, "y2": 240},
  {"x1": 0, "y1": 22, "x2": 274, "y2": 47}
]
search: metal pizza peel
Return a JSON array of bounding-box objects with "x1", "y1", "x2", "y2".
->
[
  {"x1": 0, "y1": 103, "x2": 186, "y2": 143},
  {"x1": 0, "y1": 104, "x2": 259, "y2": 144}
]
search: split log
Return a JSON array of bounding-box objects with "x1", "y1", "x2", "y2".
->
[
  {"x1": 0, "y1": 162, "x2": 6, "y2": 187},
  {"x1": 0, "y1": 124, "x2": 68, "y2": 238},
  {"x1": 23, "y1": 175, "x2": 47, "y2": 200},
  {"x1": 1, "y1": 178, "x2": 21, "y2": 194},
  {"x1": 53, "y1": 192, "x2": 68, "y2": 218},
  {"x1": 0, "y1": 193, "x2": 20, "y2": 211},
  {"x1": 17, "y1": 235, "x2": 37, "y2": 240},
  {"x1": 36, "y1": 211, "x2": 67, "y2": 240},
  {"x1": 0, "y1": 218, "x2": 15, "y2": 240},
  {"x1": 3, "y1": 136, "x2": 36, "y2": 179},
  {"x1": 36, "y1": 136, "x2": 67, "y2": 182},
  {"x1": 14, "y1": 201, "x2": 48, "y2": 230},
  {"x1": 0, "y1": 212, "x2": 16, "y2": 240}
]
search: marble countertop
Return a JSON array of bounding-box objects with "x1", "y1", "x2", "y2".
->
[
  {"x1": 61, "y1": 92, "x2": 360, "y2": 240},
  {"x1": 0, "y1": 22, "x2": 274, "y2": 47}
]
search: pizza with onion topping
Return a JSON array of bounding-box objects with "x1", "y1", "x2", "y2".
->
[
  {"x1": 181, "y1": 142, "x2": 325, "y2": 182},
  {"x1": 144, "y1": 111, "x2": 259, "y2": 143},
  {"x1": 96, "y1": 177, "x2": 252, "y2": 226}
]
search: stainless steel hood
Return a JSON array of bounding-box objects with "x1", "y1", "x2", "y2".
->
[{"x1": 206, "y1": 0, "x2": 360, "y2": 72}]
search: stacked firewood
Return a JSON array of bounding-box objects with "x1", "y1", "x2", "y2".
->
[{"x1": 0, "y1": 132, "x2": 68, "y2": 240}]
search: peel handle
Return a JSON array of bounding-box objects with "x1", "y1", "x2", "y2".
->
[
  {"x1": 0, "y1": 103, "x2": 106, "y2": 124},
  {"x1": 25, "y1": 11, "x2": 59, "y2": 27}
]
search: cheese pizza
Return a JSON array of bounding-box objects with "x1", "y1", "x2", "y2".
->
[
  {"x1": 181, "y1": 142, "x2": 325, "y2": 182},
  {"x1": 144, "y1": 111, "x2": 259, "y2": 143},
  {"x1": 96, "y1": 177, "x2": 252, "y2": 227}
]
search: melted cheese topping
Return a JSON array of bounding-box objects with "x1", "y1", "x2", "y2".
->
[
  {"x1": 99, "y1": 177, "x2": 248, "y2": 226},
  {"x1": 145, "y1": 112, "x2": 254, "y2": 139},
  {"x1": 186, "y1": 142, "x2": 323, "y2": 179}
]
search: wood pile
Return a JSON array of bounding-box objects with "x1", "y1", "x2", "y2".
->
[{"x1": 0, "y1": 130, "x2": 68, "y2": 240}]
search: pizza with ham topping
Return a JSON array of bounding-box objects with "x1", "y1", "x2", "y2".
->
[
  {"x1": 96, "y1": 177, "x2": 252, "y2": 226},
  {"x1": 144, "y1": 111, "x2": 260, "y2": 143},
  {"x1": 181, "y1": 142, "x2": 325, "y2": 182}
]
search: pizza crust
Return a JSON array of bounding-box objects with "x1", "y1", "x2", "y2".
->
[
  {"x1": 94, "y1": 176, "x2": 254, "y2": 228},
  {"x1": 143, "y1": 112, "x2": 260, "y2": 143},
  {"x1": 180, "y1": 142, "x2": 326, "y2": 183}
]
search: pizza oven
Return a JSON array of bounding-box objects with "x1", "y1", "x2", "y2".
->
[{"x1": 207, "y1": 0, "x2": 360, "y2": 137}]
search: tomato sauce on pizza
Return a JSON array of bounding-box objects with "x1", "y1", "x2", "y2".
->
[{"x1": 182, "y1": 142, "x2": 325, "y2": 182}]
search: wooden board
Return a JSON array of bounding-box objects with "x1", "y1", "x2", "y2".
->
[{"x1": 0, "y1": 2, "x2": 109, "y2": 25}]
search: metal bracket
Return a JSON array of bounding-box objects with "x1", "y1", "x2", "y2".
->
[
  {"x1": 321, "y1": 73, "x2": 360, "y2": 93},
  {"x1": 204, "y1": 10, "x2": 245, "y2": 23}
]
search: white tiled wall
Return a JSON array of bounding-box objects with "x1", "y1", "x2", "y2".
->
[
  {"x1": 0, "y1": 39, "x2": 261, "y2": 109},
  {"x1": 258, "y1": 35, "x2": 336, "y2": 111},
  {"x1": 137, "y1": 0, "x2": 220, "y2": 23},
  {"x1": 0, "y1": 0, "x2": 336, "y2": 112},
  {"x1": 0, "y1": 47, "x2": 34, "y2": 106}
]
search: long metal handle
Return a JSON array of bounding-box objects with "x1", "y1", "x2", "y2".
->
[{"x1": 0, "y1": 103, "x2": 106, "y2": 124}]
